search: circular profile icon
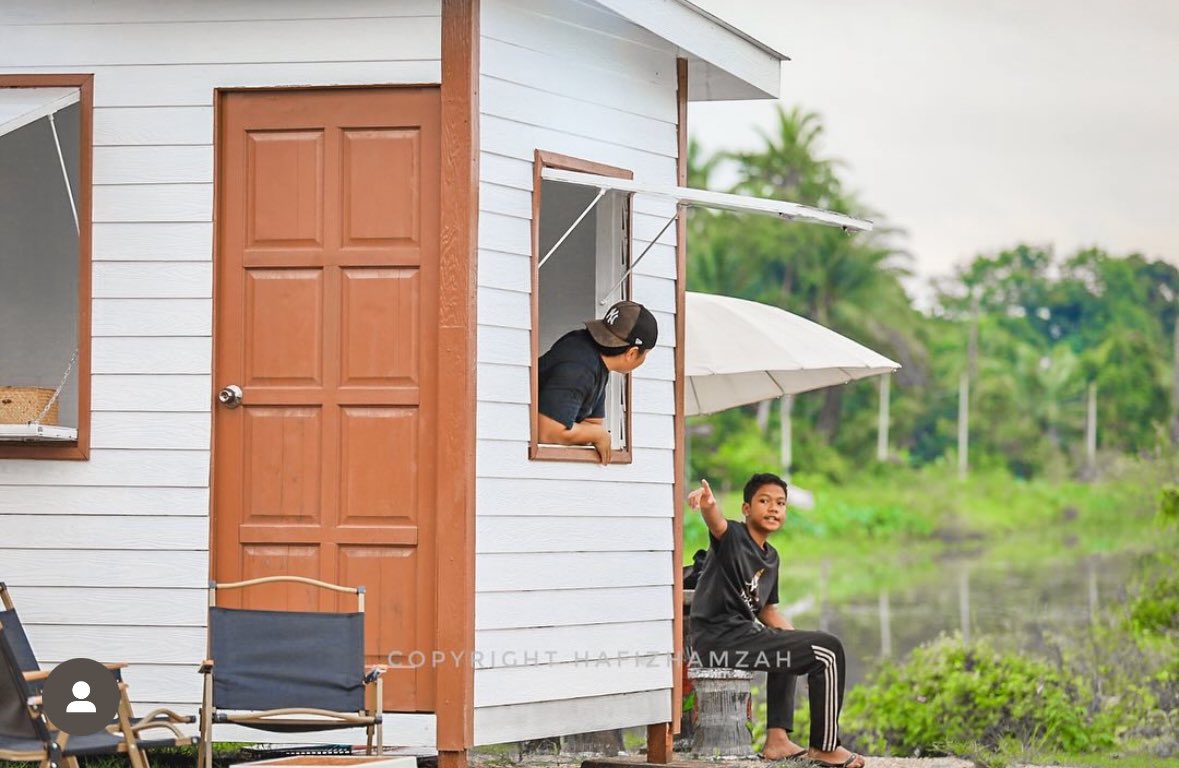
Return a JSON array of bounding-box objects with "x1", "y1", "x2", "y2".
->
[{"x1": 42, "y1": 658, "x2": 120, "y2": 735}]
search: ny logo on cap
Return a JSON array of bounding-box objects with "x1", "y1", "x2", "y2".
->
[{"x1": 605, "y1": 307, "x2": 620, "y2": 325}]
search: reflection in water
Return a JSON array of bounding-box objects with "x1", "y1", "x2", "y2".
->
[{"x1": 780, "y1": 550, "x2": 1133, "y2": 690}]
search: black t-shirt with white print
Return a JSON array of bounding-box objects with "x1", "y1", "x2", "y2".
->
[{"x1": 689, "y1": 520, "x2": 779, "y2": 644}]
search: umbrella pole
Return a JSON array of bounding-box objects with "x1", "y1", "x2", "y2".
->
[{"x1": 779, "y1": 395, "x2": 793, "y2": 481}]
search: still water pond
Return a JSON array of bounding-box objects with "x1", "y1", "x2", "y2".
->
[{"x1": 779, "y1": 546, "x2": 1140, "y2": 689}]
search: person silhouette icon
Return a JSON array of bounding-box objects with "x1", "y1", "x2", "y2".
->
[{"x1": 66, "y1": 680, "x2": 97, "y2": 713}]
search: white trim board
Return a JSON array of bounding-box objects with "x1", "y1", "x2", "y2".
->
[
  {"x1": 541, "y1": 167, "x2": 874, "y2": 232},
  {"x1": 0, "y1": 87, "x2": 79, "y2": 138}
]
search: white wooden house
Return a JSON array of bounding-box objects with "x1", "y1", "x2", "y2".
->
[{"x1": 0, "y1": 1, "x2": 857, "y2": 763}]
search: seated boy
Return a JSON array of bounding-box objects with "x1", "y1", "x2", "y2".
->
[{"x1": 688, "y1": 473, "x2": 865, "y2": 768}]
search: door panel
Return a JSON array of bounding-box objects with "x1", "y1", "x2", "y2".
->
[{"x1": 213, "y1": 87, "x2": 440, "y2": 712}]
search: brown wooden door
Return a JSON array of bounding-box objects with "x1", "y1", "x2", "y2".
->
[{"x1": 212, "y1": 87, "x2": 440, "y2": 713}]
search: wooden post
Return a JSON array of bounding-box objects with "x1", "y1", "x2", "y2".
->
[
  {"x1": 1172, "y1": 314, "x2": 1178, "y2": 444},
  {"x1": 958, "y1": 566, "x2": 971, "y2": 646},
  {"x1": 958, "y1": 372, "x2": 969, "y2": 480},
  {"x1": 646, "y1": 723, "x2": 673, "y2": 764},
  {"x1": 1086, "y1": 382, "x2": 1097, "y2": 477},
  {"x1": 780, "y1": 394, "x2": 793, "y2": 480},
  {"x1": 877, "y1": 374, "x2": 890, "y2": 462}
]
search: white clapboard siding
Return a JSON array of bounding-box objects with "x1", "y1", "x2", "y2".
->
[
  {"x1": 481, "y1": 38, "x2": 675, "y2": 120},
  {"x1": 476, "y1": 517, "x2": 671, "y2": 553},
  {"x1": 94, "y1": 146, "x2": 214, "y2": 185},
  {"x1": 3, "y1": 0, "x2": 439, "y2": 25},
  {"x1": 93, "y1": 262, "x2": 212, "y2": 299},
  {"x1": 0, "y1": 18, "x2": 440, "y2": 68},
  {"x1": 0, "y1": 450, "x2": 209, "y2": 487},
  {"x1": 92, "y1": 299, "x2": 212, "y2": 337},
  {"x1": 474, "y1": 688, "x2": 669, "y2": 746},
  {"x1": 481, "y1": 78, "x2": 675, "y2": 157},
  {"x1": 92, "y1": 375, "x2": 211, "y2": 413},
  {"x1": 479, "y1": 181, "x2": 532, "y2": 220},
  {"x1": 474, "y1": 654, "x2": 671, "y2": 707},
  {"x1": 475, "y1": 478, "x2": 671, "y2": 518},
  {"x1": 475, "y1": 586, "x2": 673, "y2": 631},
  {"x1": 30, "y1": 626, "x2": 205, "y2": 665},
  {"x1": 476, "y1": 621, "x2": 671, "y2": 665},
  {"x1": 482, "y1": 116, "x2": 675, "y2": 171},
  {"x1": 476, "y1": 326, "x2": 532, "y2": 367},
  {"x1": 0, "y1": 486, "x2": 209, "y2": 517},
  {"x1": 477, "y1": 551, "x2": 672, "y2": 593},
  {"x1": 483, "y1": 0, "x2": 671, "y2": 83},
  {"x1": 93, "y1": 223, "x2": 213, "y2": 262},
  {"x1": 477, "y1": 440, "x2": 674, "y2": 483},
  {"x1": 90, "y1": 412, "x2": 211, "y2": 451},
  {"x1": 0, "y1": 550, "x2": 208, "y2": 588},
  {"x1": 0, "y1": 515, "x2": 205, "y2": 550},
  {"x1": 92, "y1": 337, "x2": 212, "y2": 375},
  {"x1": 94, "y1": 107, "x2": 213, "y2": 147},
  {"x1": 10, "y1": 587, "x2": 206, "y2": 626},
  {"x1": 93, "y1": 184, "x2": 212, "y2": 223},
  {"x1": 477, "y1": 249, "x2": 531, "y2": 293}
]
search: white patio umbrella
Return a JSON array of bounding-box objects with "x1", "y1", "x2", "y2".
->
[{"x1": 685, "y1": 291, "x2": 900, "y2": 416}]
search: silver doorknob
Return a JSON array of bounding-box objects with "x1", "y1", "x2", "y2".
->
[{"x1": 217, "y1": 385, "x2": 243, "y2": 408}]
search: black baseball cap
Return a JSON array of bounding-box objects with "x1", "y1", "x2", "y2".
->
[{"x1": 585, "y1": 300, "x2": 658, "y2": 350}]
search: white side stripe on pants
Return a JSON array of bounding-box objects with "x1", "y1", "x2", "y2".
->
[{"x1": 812, "y1": 645, "x2": 838, "y2": 751}]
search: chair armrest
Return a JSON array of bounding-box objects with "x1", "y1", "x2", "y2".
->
[
  {"x1": 102, "y1": 662, "x2": 129, "y2": 671},
  {"x1": 198, "y1": 659, "x2": 214, "y2": 674},
  {"x1": 23, "y1": 670, "x2": 50, "y2": 682},
  {"x1": 364, "y1": 664, "x2": 387, "y2": 684}
]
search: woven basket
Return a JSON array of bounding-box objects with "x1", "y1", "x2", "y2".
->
[{"x1": 0, "y1": 386, "x2": 60, "y2": 426}]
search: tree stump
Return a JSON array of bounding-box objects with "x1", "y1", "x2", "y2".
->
[{"x1": 687, "y1": 667, "x2": 754, "y2": 757}]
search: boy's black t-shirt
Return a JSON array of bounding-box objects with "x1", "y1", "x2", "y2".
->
[
  {"x1": 689, "y1": 520, "x2": 780, "y2": 641},
  {"x1": 537, "y1": 329, "x2": 608, "y2": 429}
]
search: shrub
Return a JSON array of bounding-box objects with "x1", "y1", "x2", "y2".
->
[{"x1": 839, "y1": 634, "x2": 1111, "y2": 756}]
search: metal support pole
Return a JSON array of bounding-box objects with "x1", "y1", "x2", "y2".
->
[
  {"x1": 958, "y1": 567, "x2": 971, "y2": 646},
  {"x1": 877, "y1": 374, "x2": 890, "y2": 461},
  {"x1": 958, "y1": 372, "x2": 969, "y2": 480},
  {"x1": 780, "y1": 394, "x2": 793, "y2": 481},
  {"x1": 1086, "y1": 382, "x2": 1097, "y2": 476},
  {"x1": 538, "y1": 187, "x2": 607, "y2": 269},
  {"x1": 598, "y1": 211, "x2": 678, "y2": 305},
  {"x1": 879, "y1": 589, "x2": 892, "y2": 658}
]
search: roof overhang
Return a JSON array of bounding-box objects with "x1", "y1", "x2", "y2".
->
[
  {"x1": 0, "y1": 87, "x2": 79, "y2": 139},
  {"x1": 540, "y1": 167, "x2": 873, "y2": 232},
  {"x1": 589, "y1": 0, "x2": 787, "y2": 101}
]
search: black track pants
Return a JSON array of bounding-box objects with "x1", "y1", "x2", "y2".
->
[{"x1": 693, "y1": 626, "x2": 847, "y2": 751}]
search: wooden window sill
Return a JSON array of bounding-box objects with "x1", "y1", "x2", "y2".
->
[{"x1": 529, "y1": 444, "x2": 633, "y2": 465}]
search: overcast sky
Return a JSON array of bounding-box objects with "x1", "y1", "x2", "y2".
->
[{"x1": 688, "y1": 0, "x2": 1179, "y2": 291}]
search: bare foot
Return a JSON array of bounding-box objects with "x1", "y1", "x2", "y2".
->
[
  {"x1": 807, "y1": 746, "x2": 865, "y2": 767},
  {"x1": 761, "y1": 728, "x2": 805, "y2": 760}
]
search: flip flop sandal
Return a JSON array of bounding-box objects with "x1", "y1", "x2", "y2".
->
[
  {"x1": 757, "y1": 750, "x2": 809, "y2": 762},
  {"x1": 810, "y1": 754, "x2": 864, "y2": 768}
]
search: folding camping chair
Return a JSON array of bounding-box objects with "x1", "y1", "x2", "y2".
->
[
  {"x1": 0, "y1": 583, "x2": 193, "y2": 732},
  {"x1": 0, "y1": 626, "x2": 197, "y2": 768},
  {"x1": 198, "y1": 576, "x2": 386, "y2": 768}
]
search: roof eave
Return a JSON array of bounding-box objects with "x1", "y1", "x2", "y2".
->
[{"x1": 589, "y1": 0, "x2": 786, "y2": 101}]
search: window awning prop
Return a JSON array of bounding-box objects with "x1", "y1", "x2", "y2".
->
[
  {"x1": 0, "y1": 87, "x2": 82, "y2": 442},
  {"x1": 538, "y1": 166, "x2": 874, "y2": 304}
]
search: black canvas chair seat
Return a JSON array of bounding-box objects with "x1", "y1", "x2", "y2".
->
[
  {"x1": 199, "y1": 577, "x2": 385, "y2": 768},
  {"x1": 0, "y1": 728, "x2": 186, "y2": 758}
]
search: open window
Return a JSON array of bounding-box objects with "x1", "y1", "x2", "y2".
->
[
  {"x1": 530, "y1": 151, "x2": 633, "y2": 463},
  {"x1": 0, "y1": 77, "x2": 92, "y2": 459}
]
